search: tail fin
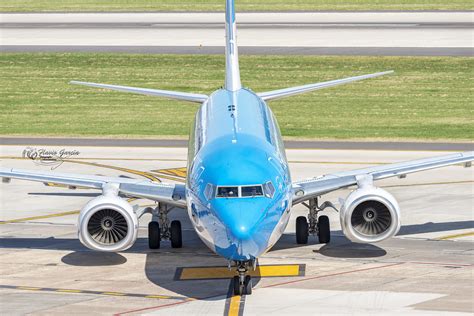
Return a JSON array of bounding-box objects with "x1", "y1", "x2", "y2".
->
[{"x1": 224, "y1": 0, "x2": 242, "y2": 91}]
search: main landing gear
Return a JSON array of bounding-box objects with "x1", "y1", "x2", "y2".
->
[
  {"x1": 232, "y1": 260, "x2": 255, "y2": 296},
  {"x1": 296, "y1": 197, "x2": 337, "y2": 244},
  {"x1": 148, "y1": 203, "x2": 182, "y2": 249}
]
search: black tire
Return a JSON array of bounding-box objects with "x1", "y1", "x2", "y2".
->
[
  {"x1": 170, "y1": 220, "x2": 183, "y2": 248},
  {"x1": 244, "y1": 275, "x2": 252, "y2": 295},
  {"x1": 148, "y1": 221, "x2": 160, "y2": 249},
  {"x1": 296, "y1": 216, "x2": 309, "y2": 244},
  {"x1": 318, "y1": 215, "x2": 331, "y2": 244},
  {"x1": 233, "y1": 276, "x2": 242, "y2": 296}
]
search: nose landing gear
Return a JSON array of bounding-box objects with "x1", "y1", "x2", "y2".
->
[
  {"x1": 232, "y1": 260, "x2": 255, "y2": 296},
  {"x1": 233, "y1": 274, "x2": 252, "y2": 296}
]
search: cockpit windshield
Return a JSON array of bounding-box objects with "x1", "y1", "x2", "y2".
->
[
  {"x1": 241, "y1": 185, "x2": 264, "y2": 197},
  {"x1": 216, "y1": 186, "x2": 239, "y2": 198},
  {"x1": 214, "y1": 184, "x2": 270, "y2": 199}
]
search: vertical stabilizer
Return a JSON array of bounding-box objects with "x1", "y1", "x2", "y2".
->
[{"x1": 225, "y1": 0, "x2": 242, "y2": 91}]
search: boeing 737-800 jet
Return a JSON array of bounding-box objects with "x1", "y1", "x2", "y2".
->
[{"x1": 1, "y1": 0, "x2": 473, "y2": 296}]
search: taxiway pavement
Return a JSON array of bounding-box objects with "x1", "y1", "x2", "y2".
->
[
  {"x1": 1, "y1": 12, "x2": 473, "y2": 56},
  {"x1": 0, "y1": 144, "x2": 473, "y2": 315},
  {"x1": 1, "y1": 137, "x2": 474, "y2": 151}
]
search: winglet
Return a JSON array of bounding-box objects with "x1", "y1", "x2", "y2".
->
[{"x1": 224, "y1": 0, "x2": 242, "y2": 91}]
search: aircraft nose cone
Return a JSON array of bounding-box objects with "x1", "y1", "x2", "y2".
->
[
  {"x1": 229, "y1": 222, "x2": 253, "y2": 241},
  {"x1": 211, "y1": 198, "x2": 269, "y2": 247},
  {"x1": 209, "y1": 196, "x2": 280, "y2": 260}
]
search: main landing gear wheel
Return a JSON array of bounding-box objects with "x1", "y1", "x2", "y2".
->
[
  {"x1": 318, "y1": 215, "x2": 331, "y2": 244},
  {"x1": 148, "y1": 221, "x2": 160, "y2": 249},
  {"x1": 170, "y1": 220, "x2": 182, "y2": 248},
  {"x1": 232, "y1": 275, "x2": 253, "y2": 296},
  {"x1": 296, "y1": 216, "x2": 309, "y2": 244}
]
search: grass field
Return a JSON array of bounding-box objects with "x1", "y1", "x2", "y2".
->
[
  {"x1": 1, "y1": 0, "x2": 472, "y2": 12},
  {"x1": 1, "y1": 53, "x2": 472, "y2": 140}
]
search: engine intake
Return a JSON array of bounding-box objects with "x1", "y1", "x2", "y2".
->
[
  {"x1": 87, "y1": 208, "x2": 128, "y2": 245},
  {"x1": 340, "y1": 187, "x2": 400, "y2": 243},
  {"x1": 78, "y1": 195, "x2": 138, "y2": 252}
]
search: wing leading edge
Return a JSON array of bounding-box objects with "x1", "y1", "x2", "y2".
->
[
  {"x1": 0, "y1": 168, "x2": 186, "y2": 207},
  {"x1": 292, "y1": 151, "x2": 474, "y2": 205}
]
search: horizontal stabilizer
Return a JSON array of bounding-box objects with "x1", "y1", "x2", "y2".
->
[
  {"x1": 258, "y1": 71, "x2": 394, "y2": 101},
  {"x1": 70, "y1": 81, "x2": 208, "y2": 103}
]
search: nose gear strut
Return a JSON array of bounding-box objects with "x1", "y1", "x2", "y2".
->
[{"x1": 231, "y1": 260, "x2": 256, "y2": 296}]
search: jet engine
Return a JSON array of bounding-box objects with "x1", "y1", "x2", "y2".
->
[
  {"x1": 78, "y1": 195, "x2": 138, "y2": 252},
  {"x1": 340, "y1": 186, "x2": 400, "y2": 243}
]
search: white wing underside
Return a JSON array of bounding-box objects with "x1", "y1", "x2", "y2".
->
[{"x1": 292, "y1": 151, "x2": 474, "y2": 205}]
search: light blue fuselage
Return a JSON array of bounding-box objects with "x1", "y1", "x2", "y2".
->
[{"x1": 186, "y1": 88, "x2": 293, "y2": 261}]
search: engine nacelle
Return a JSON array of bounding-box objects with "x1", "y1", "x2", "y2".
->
[
  {"x1": 78, "y1": 195, "x2": 138, "y2": 252},
  {"x1": 340, "y1": 186, "x2": 400, "y2": 243}
]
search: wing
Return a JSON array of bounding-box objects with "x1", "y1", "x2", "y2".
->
[
  {"x1": 0, "y1": 168, "x2": 186, "y2": 207},
  {"x1": 70, "y1": 81, "x2": 208, "y2": 104},
  {"x1": 292, "y1": 151, "x2": 474, "y2": 205},
  {"x1": 257, "y1": 71, "x2": 393, "y2": 102}
]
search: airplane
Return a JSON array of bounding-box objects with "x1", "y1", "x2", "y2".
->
[{"x1": 1, "y1": 0, "x2": 473, "y2": 296}]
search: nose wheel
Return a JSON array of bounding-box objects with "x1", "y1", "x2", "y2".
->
[
  {"x1": 233, "y1": 275, "x2": 252, "y2": 296},
  {"x1": 232, "y1": 261, "x2": 254, "y2": 296}
]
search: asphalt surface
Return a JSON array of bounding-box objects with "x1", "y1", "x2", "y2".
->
[
  {"x1": 1, "y1": 137, "x2": 473, "y2": 151},
  {"x1": 1, "y1": 146, "x2": 473, "y2": 315},
  {"x1": 1, "y1": 12, "x2": 473, "y2": 56}
]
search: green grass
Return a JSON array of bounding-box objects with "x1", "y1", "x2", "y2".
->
[
  {"x1": 1, "y1": 53, "x2": 473, "y2": 140},
  {"x1": 1, "y1": 0, "x2": 472, "y2": 12}
]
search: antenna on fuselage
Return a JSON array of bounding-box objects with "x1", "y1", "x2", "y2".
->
[{"x1": 224, "y1": 0, "x2": 242, "y2": 92}]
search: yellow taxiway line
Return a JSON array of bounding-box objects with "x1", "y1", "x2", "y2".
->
[
  {"x1": 228, "y1": 295, "x2": 243, "y2": 316},
  {"x1": 0, "y1": 284, "x2": 187, "y2": 301},
  {"x1": 436, "y1": 231, "x2": 474, "y2": 240},
  {"x1": 0, "y1": 210, "x2": 80, "y2": 225}
]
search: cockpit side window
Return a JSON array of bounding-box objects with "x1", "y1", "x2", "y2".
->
[
  {"x1": 216, "y1": 186, "x2": 239, "y2": 198},
  {"x1": 263, "y1": 181, "x2": 275, "y2": 198},
  {"x1": 204, "y1": 183, "x2": 216, "y2": 200},
  {"x1": 241, "y1": 185, "x2": 264, "y2": 197}
]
